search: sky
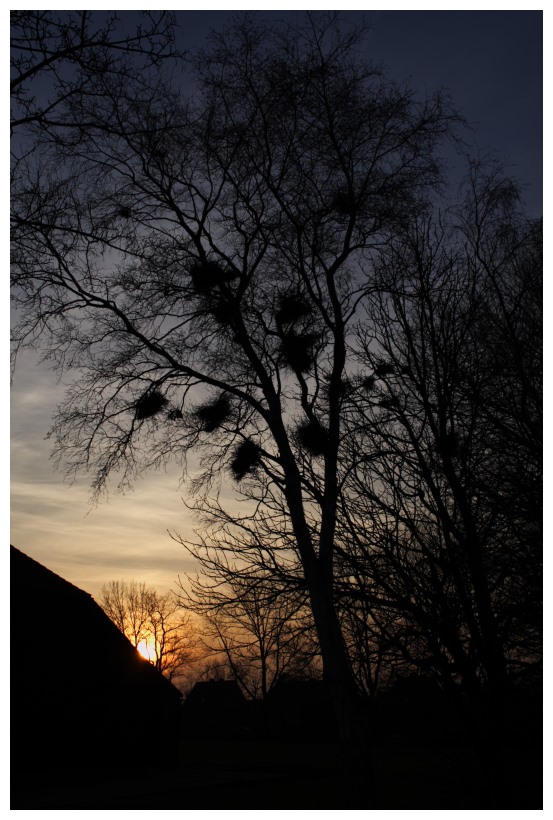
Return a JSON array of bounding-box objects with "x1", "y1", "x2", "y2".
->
[{"x1": 9, "y1": 9, "x2": 543, "y2": 603}]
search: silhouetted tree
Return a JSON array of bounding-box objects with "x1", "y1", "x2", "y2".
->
[
  {"x1": 11, "y1": 11, "x2": 179, "y2": 136},
  {"x1": 178, "y1": 562, "x2": 319, "y2": 699},
  {"x1": 11, "y1": 12, "x2": 462, "y2": 745},
  {"x1": 335, "y1": 162, "x2": 541, "y2": 696},
  {"x1": 100, "y1": 579, "x2": 195, "y2": 682}
]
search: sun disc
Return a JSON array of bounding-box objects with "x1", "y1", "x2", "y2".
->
[{"x1": 136, "y1": 638, "x2": 156, "y2": 662}]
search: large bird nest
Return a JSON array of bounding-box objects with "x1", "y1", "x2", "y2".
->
[
  {"x1": 295, "y1": 419, "x2": 329, "y2": 456},
  {"x1": 281, "y1": 332, "x2": 318, "y2": 374},
  {"x1": 195, "y1": 396, "x2": 232, "y2": 432},
  {"x1": 436, "y1": 431, "x2": 458, "y2": 458},
  {"x1": 189, "y1": 260, "x2": 237, "y2": 295},
  {"x1": 275, "y1": 293, "x2": 312, "y2": 326},
  {"x1": 361, "y1": 375, "x2": 377, "y2": 392},
  {"x1": 332, "y1": 188, "x2": 357, "y2": 216},
  {"x1": 134, "y1": 389, "x2": 168, "y2": 420},
  {"x1": 211, "y1": 295, "x2": 239, "y2": 327},
  {"x1": 230, "y1": 438, "x2": 261, "y2": 481},
  {"x1": 374, "y1": 363, "x2": 395, "y2": 377}
]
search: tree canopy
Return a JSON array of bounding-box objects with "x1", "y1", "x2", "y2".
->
[{"x1": 11, "y1": 12, "x2": 541, "y2": 749}]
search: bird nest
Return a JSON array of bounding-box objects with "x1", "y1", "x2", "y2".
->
[
  {"x1": 295, "y1": 419, "x2": 329, "y2": 456},
  {"x1": 211, "y1": 296, "x2": 238, "y2": 327},
  {"x1": 189, "y1": 260, "x2": 237, "y2": 295},
  {"x1": 281, "y1": 332, "x2": 318, "y2": 374},
  {"x1": 332, "y1": 189, "x2": 357, "y2": 216},
  {"x1": 230, "y1": 438, "x2": 261, "y2": 481},
  {"x1": 135, "y1": 389, "x2": 168, "y2": 420},
  {"x1": 374, "y1": 363, "x2": 395, "y2": 377},
  {"x1": 195, "y1": 396, "x2": 232, "y2": 432},
  {"x1": 436, "y1": 432, "x2": 458, "y2": 458},
  {"x1": 378, "y1": 397, "x2": 399, "y2": 410},
  {"x1": 275, "y1": 293, "x2": 312, "y2": 326}
]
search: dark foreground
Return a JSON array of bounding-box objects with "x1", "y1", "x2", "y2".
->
[{"x1": 12, "y1": 737, "x2": 541, "y2": 810}]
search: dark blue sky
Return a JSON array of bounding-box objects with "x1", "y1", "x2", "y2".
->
[{"x1": 170, "y1": 10, "x2": 542, "y2": 216}]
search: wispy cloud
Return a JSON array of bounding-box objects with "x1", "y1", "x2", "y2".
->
[{"x1": 11, "y1": 352, "x2": 201, "y2": 598}]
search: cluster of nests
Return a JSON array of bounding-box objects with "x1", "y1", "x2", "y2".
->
[
  {"x1": 133, "y1": 389, "x2": 233, "y2": 430},
  {"x1": 186, "y1": 260, "x2": 404, "y2": 387},
  {"x1": 187, "y1": 259, "x2": 320, "y2": 376},
  {"x1": 132, "y1": 384, "x2": 334, "y2": 482},
  {"x1": 132, "y1": 388, "x2": 262, "y2": 480},
  {"x1": 131, "y1": 248, "x2": 407, "y2": 474},
  {"x1": 194, "y1": 398, "x2": 263, "y2": 480},
  {"x1": 133, "y1": 358, "x2": 405, "y2": 466},
  {"x1": 275, "y1": 293, "x2": 318, "y2": 375}
]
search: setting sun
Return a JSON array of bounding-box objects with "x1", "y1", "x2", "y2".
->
[{"x1": 136, "y1": 638, "x2": 157, "y2": 663}]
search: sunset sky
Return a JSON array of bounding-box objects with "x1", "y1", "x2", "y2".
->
[{"x1": 9, "y1": 9, "x2": 543, "y2": 603}]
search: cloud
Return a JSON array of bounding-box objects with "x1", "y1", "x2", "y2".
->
[
  {"x1": 11, "y1": 466, "x2": 201, "y2": 596},
  {"x1": 9, "y1": 349, "x2": 209, "y2": 598}
]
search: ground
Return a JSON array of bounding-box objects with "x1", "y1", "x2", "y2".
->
[{"x1": 11, "y1": 737, "x2": 541, "y2": 810}]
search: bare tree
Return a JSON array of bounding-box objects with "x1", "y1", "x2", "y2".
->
[
  {"x1": 100, "y1": 580, "x2": 195, "y2": 682},
  {"x1": 11, "y1": 11, "x2": 179, "y2": 136},
  {"x1": 178, "y1": 561, "x2": 319, "y2": 699},
  {"x1": 335, "y1": 162, "x2": 541, "y2": 696},
  {"x1": 11, "y1": 12, "x2": 461, "y2": 744}
]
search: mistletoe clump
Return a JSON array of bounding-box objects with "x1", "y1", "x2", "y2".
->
[{"x1": 134, "y1": 389, "x2": 168, "y2": 420}]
